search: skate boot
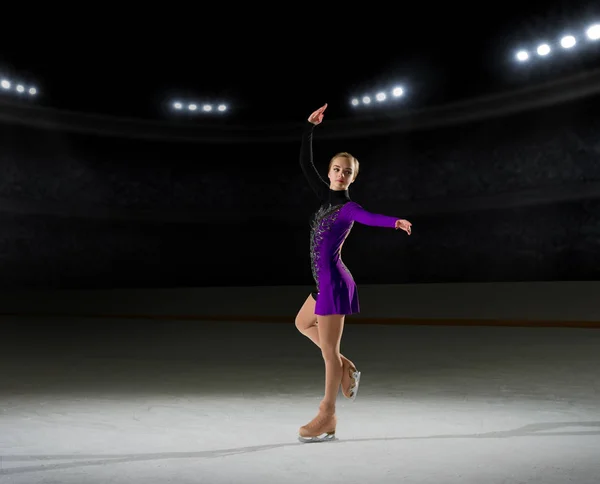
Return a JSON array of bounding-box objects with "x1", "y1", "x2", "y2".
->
[
  {"x1": 341, "y1": 359, "x2": 361, "y2": 401},
  {"x1": 298, "y1": 402, "x2": 337, "y2": 443}
]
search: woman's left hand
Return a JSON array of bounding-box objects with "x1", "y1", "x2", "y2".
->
[{"x1": 395, "y1": 219, "x2": 412, "y2": 235}]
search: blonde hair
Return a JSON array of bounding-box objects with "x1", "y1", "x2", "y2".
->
[{"x1": 328, "y1": 152, "x2": 360, "y2": 180}]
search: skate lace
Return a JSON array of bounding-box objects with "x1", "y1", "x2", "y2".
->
[{"x1": 305, "y1": 405, "x2": 335, "y2": 430}]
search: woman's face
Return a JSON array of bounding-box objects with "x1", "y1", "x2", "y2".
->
[{"x1": 328, "y1": 157, "x2": 355, "y2": 190}]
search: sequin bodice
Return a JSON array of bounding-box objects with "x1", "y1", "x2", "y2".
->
[{"x1": 309, "y1": 201, "x2": 354, "y2": 291}]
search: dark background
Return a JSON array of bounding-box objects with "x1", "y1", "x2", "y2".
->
[{"x1": 0, "y1": 2, "x2": 599, "y2": 290}]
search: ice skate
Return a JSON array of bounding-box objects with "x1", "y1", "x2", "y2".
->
[
  {"x1": 341, "y1": 359, "x2": 361, "y2": 401},
  {"x1": 298, "y1": 402, "x2": 337, "y2": 443}
]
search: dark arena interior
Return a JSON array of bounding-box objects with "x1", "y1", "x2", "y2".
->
[{"x1": 1, "y1": 5, "x2": 600, "y2": 483}]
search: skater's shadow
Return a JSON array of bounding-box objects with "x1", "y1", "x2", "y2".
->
[{"x1": 2, "y1": 421, "x2": 599, "y2": 476}]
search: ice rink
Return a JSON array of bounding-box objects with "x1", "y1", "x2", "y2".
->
[{"x1": 1, "y1": 316, "x2": 599, "y2": 483}]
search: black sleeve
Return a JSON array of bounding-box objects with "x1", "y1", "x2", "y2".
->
[{"x1": 299, "y1": 121, "x2": 328, "y2": 201}]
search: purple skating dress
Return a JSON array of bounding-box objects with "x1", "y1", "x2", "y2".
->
[{"x1": 300, "y1": 122, "x2": 400, "y2": 316}]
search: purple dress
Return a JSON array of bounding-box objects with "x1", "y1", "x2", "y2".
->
[{"x1": 300, "y1": 122, "x2": 400, "y2": 316}]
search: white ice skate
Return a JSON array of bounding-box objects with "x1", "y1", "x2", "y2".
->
[
  {"x1": 347, "y1": 369, "x2": 361, "y2": 401},
  {"x1": 342, "y1": 365, "x2": 361, "y2": 401}
]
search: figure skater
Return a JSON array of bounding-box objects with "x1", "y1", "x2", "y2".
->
[{"x1": 295, "y1": 103, "x2": 412, "y2": 443}]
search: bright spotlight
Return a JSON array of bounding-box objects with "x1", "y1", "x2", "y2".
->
[
  {"x1": 1, "y1": 80, "x2": 10, "y2": 89},
  {"x1": 171, "y1": 99, "x2": 229, "y2": 115},
  {"x1": 16, "y1": 85, "x2": 25, "y2": 93},
  {"x1": 537, "y1": 44, "x2": 551, "y2": 56},
  {"x1": 516, "y1": 50, "x2": 529, "y2": 61},
  {"x1": 392, "y1": 87, "x2": 404, "y2": 97},
  {"x1": 561, "y1": 35, "x2": 576, "y2": 48},
  {"x1": 350, "y1": 98, "x2": 359, "y2": 106},
  {"x1": 587, "y1": 24, "x2": 600, "y2": 40},
  {"x1": 362, "y1": 96, "x2": 371, "y2": 104},
  {"x1": 375, "y1": 92, "x2": 386, "y2": 101},
  {"x1": 29, "y1": 87, "x2": 37, "y2": 95}
]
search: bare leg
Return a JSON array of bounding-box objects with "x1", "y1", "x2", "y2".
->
[
  {"x1": 295, "y1": 294, "x2": 351, "y2": 364},
  {"x1": 295, "y1": 294, "x2": 359, "y2": 399},
  {"x1": 316, "y1": 314, "x2": 345, "y2": 408},
  {"x1": 298, "y1": 313, "x2": 345, "y2": 441}
]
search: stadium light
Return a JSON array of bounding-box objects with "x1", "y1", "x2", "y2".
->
[
  {"x1": 0, "y1": 74, "x2": 38, "y2": 99},
  {"x1": 350, "y1": 84, "x2": 405, "y2": 108},
  {"x1": 514, "y1": 21, "x2": 600, "y2": 64},
  {"x1": 171, "y1": 99, "x2": 228, "y2": 115}
]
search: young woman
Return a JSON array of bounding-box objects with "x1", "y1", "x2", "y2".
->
[{"x1": 295, "y1": 103, "x2": 412, "y2": 442}]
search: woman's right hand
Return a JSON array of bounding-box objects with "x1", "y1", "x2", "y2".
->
[{"x1": 308, "y1": 103, "x2": 328, "y2": 125}]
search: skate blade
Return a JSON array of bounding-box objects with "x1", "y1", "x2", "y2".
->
[
  {"x1": 348, "y1": 370, "x2": 361, "y2": 402},
  {"x1": 298, "y1": 432, "x2": 336, "y2": 443}
]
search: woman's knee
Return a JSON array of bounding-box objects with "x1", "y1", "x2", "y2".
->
[
  {"x1": 295, "y1": 294, "x2": 317, "y2": 332},
  {"x1": 294, "y1": 314, "x2": 305, "y2": 332},
  {"x1": 320, "y1": 341, "x2": 341, "y2": 360},
  {"x1": 316, "y1": 314, "x2": 344, "y2": 357},
  {"x1": 321, "y1": 338, "x2": 340, "y2": 360},
  {"x1": 295, "y1": 314, "x2": 316, "y2": 333}
]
